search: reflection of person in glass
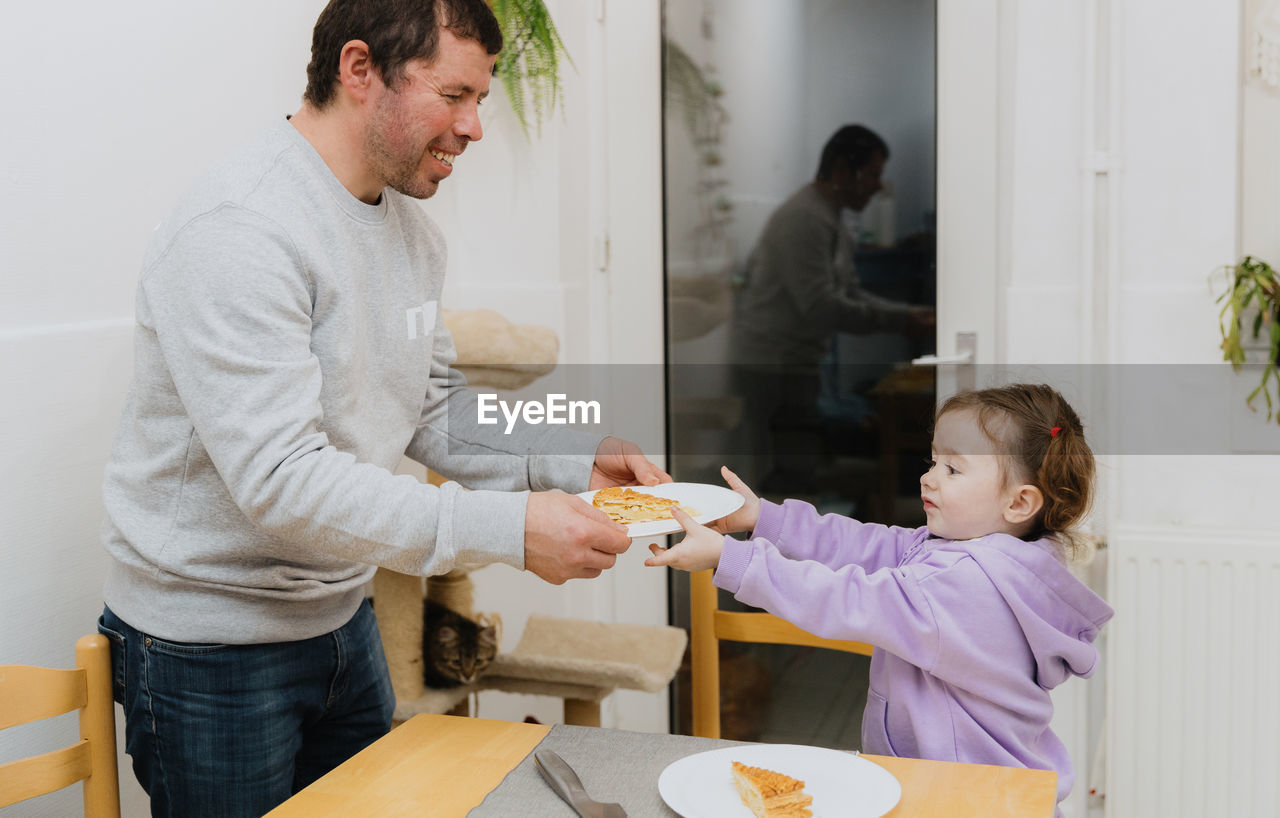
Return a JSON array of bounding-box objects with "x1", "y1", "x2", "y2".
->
[{"x1": 731, "y1": 124, "x2": 933, "y2": 491}]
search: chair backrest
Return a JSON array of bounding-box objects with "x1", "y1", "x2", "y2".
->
[
  {"x1": 0, "y1": 634, "x2": 121, "y2": 817},
  {"x1": 689, "y1": 569, "x2": 874, "y2": 739}
]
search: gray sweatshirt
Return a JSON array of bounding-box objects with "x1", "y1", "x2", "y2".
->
[{"x1": 101, "y1": 119, "x2": 598, "y2": 644}]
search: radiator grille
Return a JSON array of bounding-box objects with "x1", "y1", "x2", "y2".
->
[{"x1": 1107, "y1": 528, "x2": 1280, "y2": 818}]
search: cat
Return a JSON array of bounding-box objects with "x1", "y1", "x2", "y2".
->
[{"x1": 421, "y1": 599, "x2": 500, "y2": 689}]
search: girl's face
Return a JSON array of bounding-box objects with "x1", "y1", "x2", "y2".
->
[{"x1": 920, "y1": 408, "x2": 1024, "y2": 540}]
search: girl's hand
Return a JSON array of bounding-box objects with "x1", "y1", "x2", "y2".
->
[
  {"x1": 706, "y1": 466, "x2": 761, "y2": 535},
  {"x1": 644, "y1": 507, "x2": 726, "y2": 572}
]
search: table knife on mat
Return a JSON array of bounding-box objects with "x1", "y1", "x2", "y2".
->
[{"x1": 533, "y1": 749, "x2": 628, "y2": 818}]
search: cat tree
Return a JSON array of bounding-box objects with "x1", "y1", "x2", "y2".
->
[{"x1": 373, "y1": 309, "x2": 687, "y2": 726}]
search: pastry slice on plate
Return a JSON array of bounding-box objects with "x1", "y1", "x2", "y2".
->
[
  {"x1": 591, "y1": 486, "x2": 696, "y2": 524},
  {"x1": 730, "y1": 761, "x2": 814, "y2": 818}
]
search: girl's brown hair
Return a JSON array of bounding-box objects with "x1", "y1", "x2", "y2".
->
[{"x1": 937, "y1": 383, "x2": 1096, "y2": 562}]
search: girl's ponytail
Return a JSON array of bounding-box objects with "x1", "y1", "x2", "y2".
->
[{"x1": 1035, "y1": 413, "x2": 1096, "y2": 562}]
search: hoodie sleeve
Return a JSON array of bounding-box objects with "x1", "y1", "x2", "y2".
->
[
  {"x1": 719, "y1": 534, "x2": 1110, "y2": 697},
  {"x1": 714, "y1": 535, "x2": 943, "y2": 672},
  {"x1": 752, "y1": 499, "x2": 925, "y2": 571}
]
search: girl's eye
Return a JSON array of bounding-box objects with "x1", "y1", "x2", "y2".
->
[{"x1": 924, "y1": 458, "x2": 958, "y2": 475}]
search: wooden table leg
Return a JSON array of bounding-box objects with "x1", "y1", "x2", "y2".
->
[{"x1": 563, "y1": 698, "x2": 601, "y2": 727}]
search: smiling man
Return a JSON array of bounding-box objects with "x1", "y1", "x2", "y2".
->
[{"x1": 97, "y1": 2, "x2": 666, "y2": 816}]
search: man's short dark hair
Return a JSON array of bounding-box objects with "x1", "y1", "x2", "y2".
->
[
  {"x1": 304, "y1": 0, "x2": 503, "y2": 108},
  {"x1": 815, "y1": 124, "x2": 889, "y2": 180}
]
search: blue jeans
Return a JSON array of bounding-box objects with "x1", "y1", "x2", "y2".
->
[{"x1": 98, "y1": 600, "x2": 395, "y2": 818}]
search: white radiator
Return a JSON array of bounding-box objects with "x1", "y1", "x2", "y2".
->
[{"x1": 1107, "y1": 526, "x2": 1280, "y2": 818}]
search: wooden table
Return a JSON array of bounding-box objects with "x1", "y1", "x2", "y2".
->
[{"x1": 267, "y1": 714, "x2": 1057, "y2": 817}]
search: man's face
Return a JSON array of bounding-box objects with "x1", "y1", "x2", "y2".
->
[
  {"x1": 844, "y1": 152, "x2": 886, "y2": 212},
  {"x1": 363, "y1": 29, "x2": 497, "y2": 200}
]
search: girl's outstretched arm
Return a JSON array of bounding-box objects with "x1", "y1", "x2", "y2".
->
[
  {"x1": 755, "y1": 498, "x2": 927, "y2": 572},
  {"x1": 716, "y1": 537, "x2": 945, "y2": 672}
]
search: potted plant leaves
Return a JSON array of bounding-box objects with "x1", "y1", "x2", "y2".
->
[
  {"x1": 488, "y1": 0, "x2": 572, "y2": 138},
  {"x1": 1214, "y1": 255, "x2": 1280, "y2": 422}
]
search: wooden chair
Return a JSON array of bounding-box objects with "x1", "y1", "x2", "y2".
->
[
  {"x1": 689, "y1": 569, "x2": 875, "y2": 739},
  {"x1": 0, "y1": 634, "x2": 121, "y2": 816}
]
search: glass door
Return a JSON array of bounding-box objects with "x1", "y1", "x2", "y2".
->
[{"x1": 662, "y1": 0, "x2": 938, "y2": 744}]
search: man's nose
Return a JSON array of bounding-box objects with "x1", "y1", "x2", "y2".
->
[{"x1": 455, "y1": 101, "x2": 483, "y2": 142}]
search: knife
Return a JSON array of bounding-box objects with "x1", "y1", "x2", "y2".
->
[{"x1": 533, "y1": 749, "x2": 628, "y2": 818}]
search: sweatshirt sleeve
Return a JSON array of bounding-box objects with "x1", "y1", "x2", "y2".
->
[
  {"x1": 714, "y1": 536, "x2": 942, "y2": 671},
  {"x1": 402, "y1": 324, "x2": 603, "y2": 494},
  {"x1": 139, "y1": 206, "x2": 527, "y2": 574},
  {"x1": 752, "y1": 499, "x2": 924, "y2": 571}
]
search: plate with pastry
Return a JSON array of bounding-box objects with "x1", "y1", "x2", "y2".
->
[
  {"x1": 577, "y1": 482, "x2": 744, "y2": 539},
  {"x1": 658, "y1": 744, "x2": 901, "y2": 818}
]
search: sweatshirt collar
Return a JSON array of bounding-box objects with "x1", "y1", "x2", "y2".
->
[{"x1": 278, "y1": 117, "x2": 389, "y2": 225}]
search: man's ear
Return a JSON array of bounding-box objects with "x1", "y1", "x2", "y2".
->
[
  {"x1": 1003, "y1": 484, "x2": 1044, "y2": 528},
  {"x1": 338, "y1": 40, "x2": 377, "y2": 103}
]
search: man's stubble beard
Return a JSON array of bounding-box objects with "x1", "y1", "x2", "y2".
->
[{"x1": 364, "y1": 94, "x2": 440, "y2": 201}]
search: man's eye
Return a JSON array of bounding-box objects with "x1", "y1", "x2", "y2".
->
[{"x1": 947, "y1": 464, "x2": 959, "y2": 475}]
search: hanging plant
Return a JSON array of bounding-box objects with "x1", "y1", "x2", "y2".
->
[
  {"x1": 1214, "y1": 255, "x2": 1280, "y2": 422},
  {"x1": 488, "y1": 0, "x2": 572, "y2": 138}
]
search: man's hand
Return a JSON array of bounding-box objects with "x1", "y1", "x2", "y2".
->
[
  {"x1": 524, "y1": 491, "x2": 632, "y2": 584},
  {"x1": 644, "y1": 507, "x2": 725, "y2": 572},
  {"x1": 589, "y1": 436, "x2": 671, "y2": 490},
  {"x1": 705, "y1": 466, "x2": 761, "y2": 535}
]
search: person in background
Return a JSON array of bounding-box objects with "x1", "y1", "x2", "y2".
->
[
  {"x1": 648, "y1": 383, "x2": 1112, "y2": 815},
  {"x1": 729, "y1": 124, "x2": 934, "y2": 492},
  {"x1": 97, "y1": 1, "x2": 665, "y2": 815}
]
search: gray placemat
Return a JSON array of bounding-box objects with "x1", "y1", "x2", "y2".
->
[{"x1": 468, "y1": 723, "x2": 749, "y2": 816}]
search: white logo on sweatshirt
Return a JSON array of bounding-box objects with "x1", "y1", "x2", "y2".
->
[{"x1": 405, "y1": 300, "x2": 438, "y2": 340}]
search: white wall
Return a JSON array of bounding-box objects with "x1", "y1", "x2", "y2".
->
[{"x1": 1, "y1": 1, "x2": 667, "y2": 815}]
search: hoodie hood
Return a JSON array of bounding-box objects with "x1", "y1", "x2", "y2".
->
[{"x1": 964, "y1": 534, "x2": 1114, "y2": 689}]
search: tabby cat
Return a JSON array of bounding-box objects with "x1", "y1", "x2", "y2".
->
[{"x1": 421, "y1": 599, "x2": 499, "y2": 688}]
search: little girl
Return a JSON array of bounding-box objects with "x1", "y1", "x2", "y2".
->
[{"x1": 648, "y1": 383, "x2": 1113, "y2": 809}]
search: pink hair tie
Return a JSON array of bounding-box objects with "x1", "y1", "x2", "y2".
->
[{"x1": 1050, "y1": 426, "x2": 1063, "y2": 438}]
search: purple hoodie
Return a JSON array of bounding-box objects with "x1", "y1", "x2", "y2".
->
[{"x1": 714, "y1": 499, "x2": 1114, "y2": 806}]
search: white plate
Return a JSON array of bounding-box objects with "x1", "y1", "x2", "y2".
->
[
  {"x1": 658, "y1": 744, "x2": 901, "y2": 818},
  {"x1": 577, "y1": 482, "x2": 745, "y2": 539}
]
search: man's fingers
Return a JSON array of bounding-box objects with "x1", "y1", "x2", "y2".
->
[
  {"x1": 576, "y1": 497, "x2": 629, "y2": 533},
  {"x1": 632, "y1": 455, "x2": 672, "y2": 486}
]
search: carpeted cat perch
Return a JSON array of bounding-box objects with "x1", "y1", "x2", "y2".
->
[{"x1": 373, "y1": 309, "x2": 687, "y2": 727}]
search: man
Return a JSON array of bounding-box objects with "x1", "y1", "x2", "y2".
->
[
  {"x1": 97, "y1": 2, "x2": 664, "y2": 815},
  {"x1": 730, "y1": 124, "x2": 934, "y2": 489}
]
